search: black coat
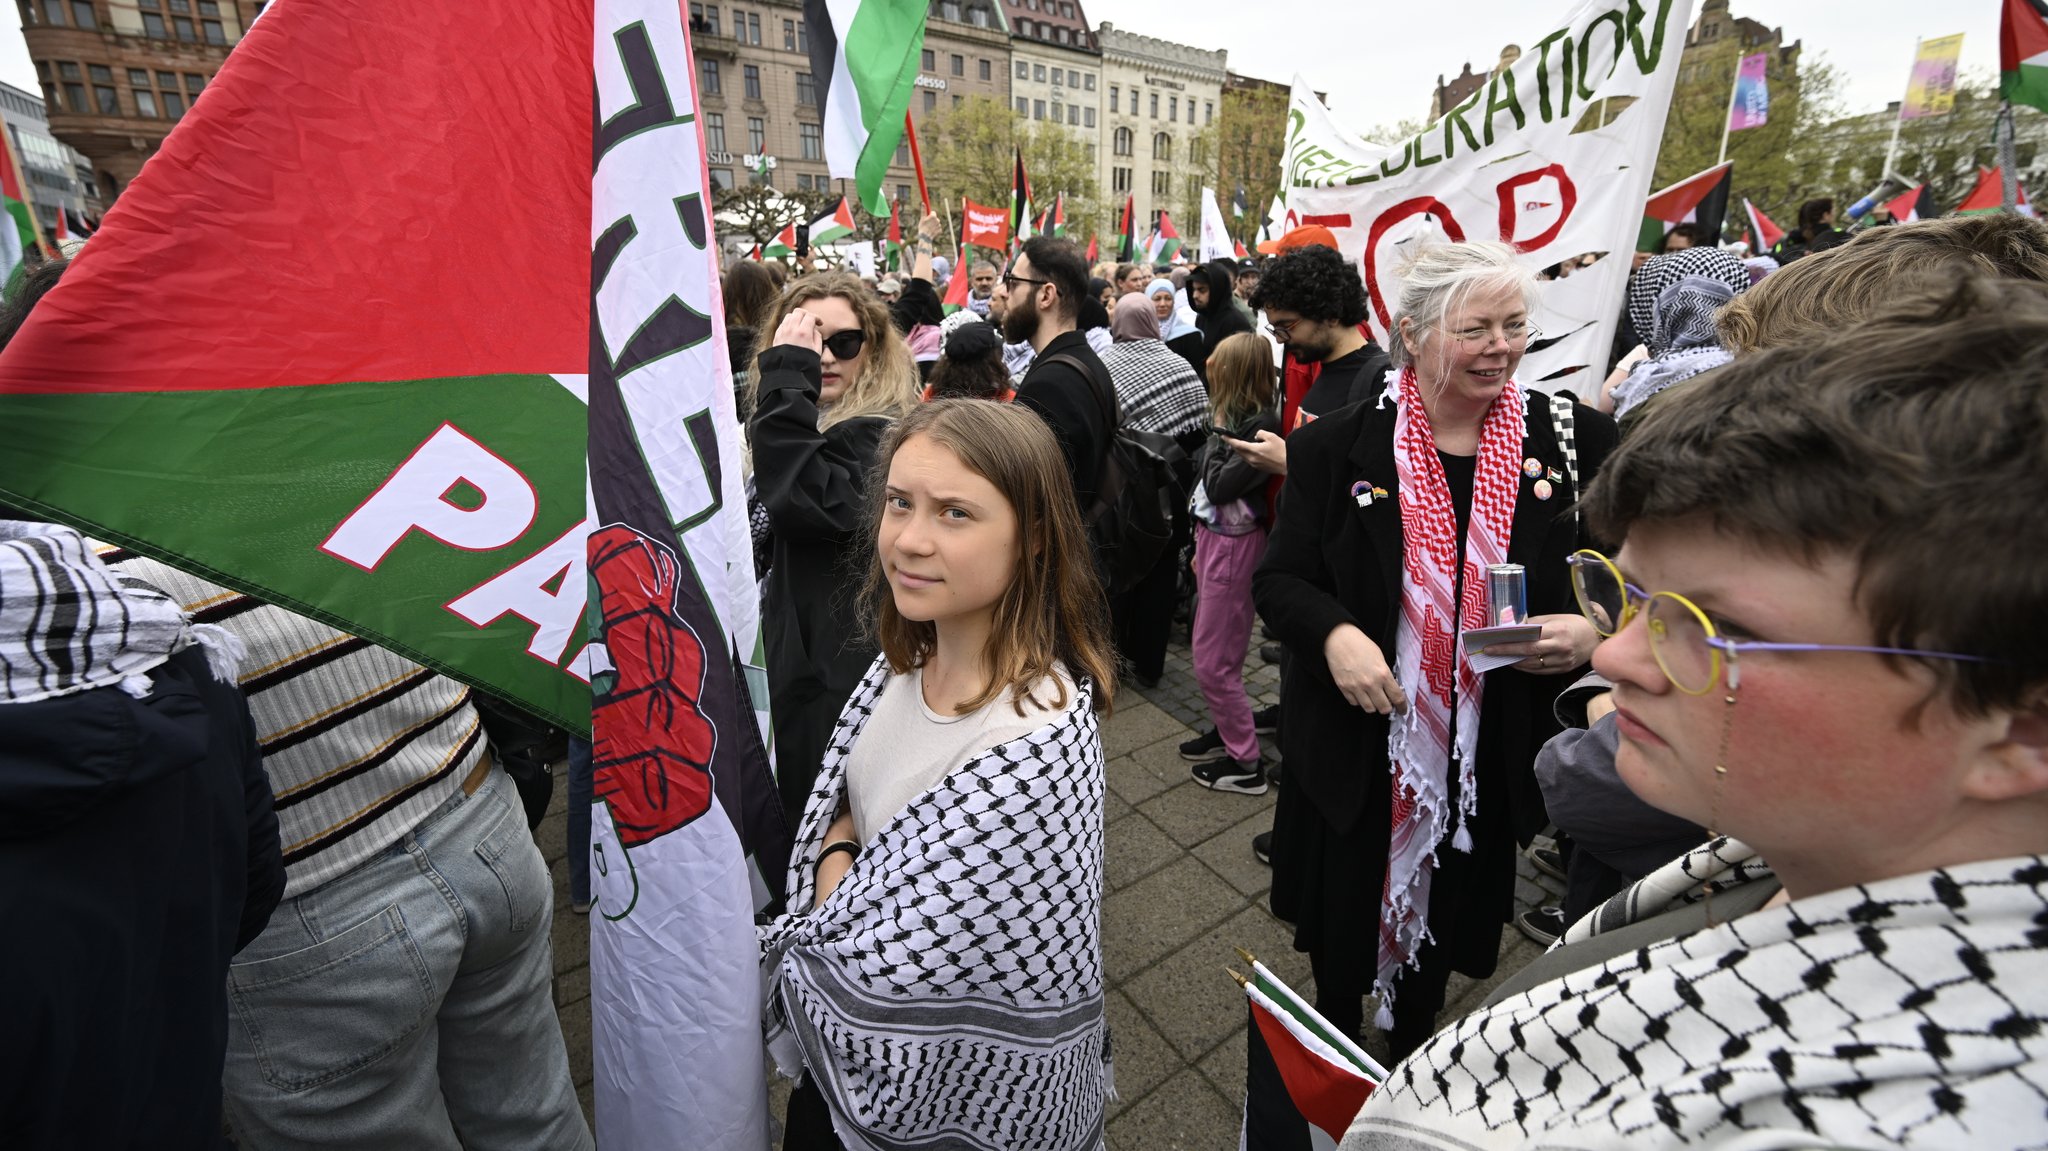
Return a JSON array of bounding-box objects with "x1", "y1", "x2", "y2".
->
[
  {"x1": 750, "y1": 344, "x2": 893, "y2": 821},
  {"x1": 1254, "y1": 389, "x2": 1617, "y2": 847},
  {"x1": 0, "y1": 646, "x2": 283, "y2": 1150},
  {"x1": 1014, "y1": 329, "x2": 1112, "y2": 510}
]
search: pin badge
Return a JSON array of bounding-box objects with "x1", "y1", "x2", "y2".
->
[
  {"x1": 1533, "y1": 479, "x2": 1554, "y2": 501},
  {"x1": 1352, "y1": 480, "x2": 1389, "y2": 508},
  {"x1": 1545, "y1": 467, "x2": 1564, "y2": 485},
  {"x1": 1522, "y1": 457, "x2": 1544, "y2": 478}
]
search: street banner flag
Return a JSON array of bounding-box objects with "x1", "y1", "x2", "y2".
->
[
  {"x1": 942, "y1": 246, "x2": 971, "y2": 312},
  {"x1": 0, "y1": 4, "x2": 788, "y2": 1148},
  {"x1": 1881, "y1": 183, "x2": 1938, "y2": 224},
  {"x1": 1743, "y1": 197, "x2": 1784, "y2": 251},
  {"x1": 1199, "y1": 186, "x2": 1233, "y2": 262},
  {"x1": 807, "y1": 196, "x2": 857, "y2": 246},
  {"x1": 802, "y1": 0, "x2": 925, "y2": 211},
  {"x1": 1958, "y1": 166, "x2": 2035, "y2": 215},
  {"x1": 1728, "y1": 51, "x2": 1769, "y2": 132},
  {"x1": 1010, "y1": 148, "x2": 1035, "y2": 242},
  {"x1": 962, "y1": 196, "x2": 1009, "y2": 249},
  {"x1": 2003, "y1": 0, "x2": 2048, "y2": 114},
  {"x1": 1146, "y1": 211, "x2": 1183, "y2": 263},
  {"x1": 1640, "y1": 161, "x2": 1732, "y2": 252},
  {"x1": 1117, "y1": 193, "x2": 1136, "y2": 261},
  {"x1": 0, "y1": 124, "x2": 49, "y2": 289},
  {"x1": 885, "y1": 196, "x2": 903, "y2": 270},
  {"x1": 1237, "y1": 957, "x2": 1387, "y2": 1150},
  {"x1": 1272, "y1": 0, "x2": 1694, "y2": 396},
  {"x1": 1903, "y1": 33, "x2": 1967, "y2": 120}
]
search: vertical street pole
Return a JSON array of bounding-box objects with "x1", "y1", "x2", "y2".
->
[{"x1": 1882, "y1": 37, "x2": 1920, "y2": 182}]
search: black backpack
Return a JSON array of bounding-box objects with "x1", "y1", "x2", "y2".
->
[{"x1": 1038, "y1": 352, "x2": 1183, "y2": 596}]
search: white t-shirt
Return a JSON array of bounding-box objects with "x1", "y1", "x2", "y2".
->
[{"x1": 845, "y1": 663, "x2": 1077, "y2": 844}]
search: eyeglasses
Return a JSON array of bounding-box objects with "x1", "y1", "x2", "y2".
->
[
  {"x1": 1440, "y1": 320, "x2": 1540, "y2": 349},
  {"x1": 1000, "y1": 272, "x2": 1052, "y2": 292},
  {"x1": 819, "y1": 327, "x2": 868, "y2": 361},
  {"x1": 1268, "y1": 317, "x2": 1302, "y2": 338},
  {"x1": 1568, "y1": 549, "x2": 1989, "y2": 695}
]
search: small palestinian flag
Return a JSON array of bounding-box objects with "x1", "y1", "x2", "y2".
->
[
  {"x1": 942, "y1": 246, "x2": 970, "y2": 313},
  {"x1": 1233, "y1": 184, "x2": 1249, "y2": 219},
  {"x1": 1640, "y1": 161, "x2": 1732, "y2": 252},
  {"x1": 1742, "y1": 198, "x2": 1784, "y2": 252},
  {"x1": 1116, "y1": 193, "x2": 1136, "y2": 262},
  {"x1": 1957, "y1": 166, "x2": 2035, "y2": 215},
  {"x1": 1048, "y1": 191, "x2": 1066, "y2": 239},
  {"x1": 1145, "y1": 211, "x2": 1182, "y2": 263},
  {"x1": 64, "y1": 208, "x2": 98, "y2": 238},
  {"x1": 802, "y1": 0, "x2": 925, "y2": 211},
  {"x1": 808, "y1": 196, "x2": 856, "y2": 246},
  {"x1": 1234, "y1": 238, "x2": 1249, "y2": 259},
  {"x1": 1010, "y1": 149, "x2": 1034, "y2": 243},
  {"x1": 2003, "y1": 0, "x2": 2048, "y2": 115},
  {"x1": 763, "y1": 221, "x2": 797, "y2": 259},
  {"x1": 884, "y1": 196, "x2": 903, "y2": 271},
  {"x1": 0, "y1": 125, "x2": 49, "y2": 291},
  {"x1": 1085, "y1": 234, "x2": 1098, "y2": 262},
  {"x1": 1880, "y1": 183, "x2": 1937, "y2": 225},
  {"x1": 1237, "y1": 957, "x2": 1385, "y2": 1150},
  {"x1": 747, "y1": 243, "x2": 762, "y2": 261}
]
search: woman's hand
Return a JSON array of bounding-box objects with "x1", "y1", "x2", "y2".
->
[
  {"x1": 917, "y1": 212, "x2": 943, "y2": 244},
  {"x1": 1227, "y1": 429, "x2": 1288, "y2": 475},
  {"x1": 772, "y1": 307, "x2": 823, "y2": 355},
  {"x1": 1480, "y1": 613, "x2": 1600, "y2": 675},
  {"x1": 1324, "y1": 623, "x2": 1407, "y2": 714}
]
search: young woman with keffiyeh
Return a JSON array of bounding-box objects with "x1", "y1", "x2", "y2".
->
[{"x1": 1252, "y1": 242, "x2": 1617, "y2": 1060}]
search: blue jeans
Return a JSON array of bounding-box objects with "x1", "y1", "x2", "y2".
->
[
  {"x1": 567, "y1": 736, "x2": 592, "y2": 905},
  {"x1": 220, "y1": 767, "x2": 593, "y2": 1151}
]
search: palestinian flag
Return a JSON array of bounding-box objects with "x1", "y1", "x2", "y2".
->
[
  {"x1": 1049, "y1": 192, "x2": 1066, "y2": 238},
  {"x1": 0, "y1": 126, "x2": 48, "y2": 291},
  {"x1": 747, "y1": 242, "x2": 763, "y2": 261},
  {"x1": 764, "y1": 222, "x2": 796, "y2": 259},
  {"x1": 1085, "y1": 234, "x2": 1098, "y2": 262},
  {"x1": 1640, "y1": 161, "x2": 1732, "y2": 251},
  {"x1": 1234, "y1": 238, "x2": 1249, "y2": 258},
  {"x1": 1880, "y1": 183, "x2": 1938, "y2": 224},
  {"x1": 1742, "y1": 197, "x2": 1784, "y2": 252},
  {"x1": 2003, "y1": 0, "x2": 2048, "y2": 115},
  {"x1": 1010, "y1": 148, "x2": 1034, "y2": 243},
  {"x1": 808, "y1": 195, "x2": 857, "y2": 246},
  {"x1": 1116, "y1": 193, "x2": 1136, "y2": 262},
  {"x1": 884, "y1": 196, "x2": 902, "y2": 270},
  {"x1": 1145, "y1": 211, "x2": 1182, "y2": 263},
  {"x1": 942, "y1": 246, "x2": 971, "y2": 313},
  {"x1": 1233, "y1": 184, "x2": 1249, "y2": 219},
  {"x1": 1957, "y1": 166, "x2": 2035, "y2": 215},
  {"x1": 803, "y1": 0, "x2": 925, "y2": 212},
  {"x1": 1238, "y1": 957, "x2": 1386, "y2": 1150}
]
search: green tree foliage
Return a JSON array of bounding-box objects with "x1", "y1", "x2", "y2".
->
[
  {"x1": 1649, "y1": 44, "x2": 1845, "y2": 237},
  {"x1": 1215, "y1": 85, "x2": 1289, "y2": 242},
  {"x1": 711, "y1": 182, "x2": 825, "y2": 247},
  {"x1": 918, "y1": 95, "x2": 1104, "y2": 249},
  {"x1": 1799, "y1": 73, "x2": 2048, "y2": 213}
]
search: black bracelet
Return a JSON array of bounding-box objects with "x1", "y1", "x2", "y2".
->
[{"x1": 818, "y1": 839, "x2": 860, "y2": 867}]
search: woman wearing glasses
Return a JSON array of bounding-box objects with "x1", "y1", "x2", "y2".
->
[
  {"x1": 1254, "y1": 241, "x2": 1618, "y2": 1061},
  {"x1": 752, "y1": 273, "x2": 920, "y2": 825},
  {"x1": 1342, "y1": 279, "x2": 2048, "y2": 1149}
]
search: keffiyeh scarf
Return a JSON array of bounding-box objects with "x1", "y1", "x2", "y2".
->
[
  {"x1": 759, "y1": 657, "x2": 1111, "y2": 1150},
  {"x1": 1379, "y1": 365, "x2": 1523, "y2": 1027},
  {"x1": 0, "y1": 520, "x2": 241, "y2": 703},
  {"x1": 1345, "y1": 839, "x2": 2048, "y2": 1150}
]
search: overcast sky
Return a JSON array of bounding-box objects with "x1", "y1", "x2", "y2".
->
[{"x1": 0, "y1": 0, "x2": 2005, "y2": 128}]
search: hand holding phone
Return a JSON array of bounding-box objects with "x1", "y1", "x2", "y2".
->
[
  {"x1": 1209, "y1": 425, "x2": 1251, "y2": 441},
  {"x1": 794, "y1": 222, "x2": 811, "y2": 259}
]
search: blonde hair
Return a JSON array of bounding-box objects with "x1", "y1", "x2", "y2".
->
[
  {"x1": 1205, "y1": 332, "x2": 1276, "y2": 426},
  {"x1": 1389, "y1": 241, "x2": 1540, "y2": 369},
  {"x1": 862, "y1": 400, "x2": 1117, "y2": 716},
  {"x1": 750, "y1": 272, "x2": 917, "y2": 429}
]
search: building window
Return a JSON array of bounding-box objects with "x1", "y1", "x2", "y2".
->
[
  {"x1": 800, "y1": 122, "x2": 822, "y2": 159},
  {"x1": 897, "y1": 183, "x2": 912, "y2": 205},
  {"x1": 69, "y1": 0, "x2": 93, "y2": 28},
  {"x1": 1205, "y1": 101, "x2": 1214, "y2": 125},
  {"x1": 1015, "y1": 96, "x2": 1027, "y2": 115},
  {"x1": 1015, "y1": 60, "x2": 1027, "y2": 79},
  {"x1": 89, "y1": 64, "x2": 118, "y2": 115},
  {"x1": 710, "y1": 168, "x2": 734, "y2": 190},
  {"x1": 704, "y1": 111, "x2": 726, "y2": 152},
  {"x1": 748, "y1": 117, "x2": 764, "y2": 151},
  {"x1": 923, "y1": 89, "x2": 936, "y2": 112},
  {"x1": 1051, "y1": 68, "x2": 1061, "y2": 88},
  {"x1": 939, "y1": 0, "x2": 958, "y2": 18},
  {"x1": 1032, "y1": 99, "x2": 1044, "y2": 120},
  {"x1": 1050, "y1": 100, "x2": 1061, "y2": 119},
  {"x1": 1067, "y1": 69, "x2": 1078, "y2": 87},
  {"x1": 1087, "y1": 142, "x2": 1096, "y2": 162},
  {"x1": 202, "y1": 16, "x2": 222, "y2": 42},
  {"x1": 1149, "y1": 92, "x2": 1158, "y2": 118},
  {"x1": 128, "y1": 68, "x2": 157, "y2": 116},
  {"x1": 699, "y1": 58, "x2": 721, "y2": 94},
  {"x1": 1054, "y1": 26, "x2": 1067, "y2": 43},
  {"x1": 783, "y1": 17, "x2": 794, "y2": 49},
  {"x1": 1109, "y1": 86, "x2": 1117, "y2": 113},
  {"x1": 1083, "y1": 107, "x2": 1094, "y2": 128},
  {"x1": 796, "y1": 19, "x2": 806, "y2": 51},
  {"x1": 1153, "y1": 132, "x2": 1171, "y2": 161},
  {"x1": 1033, "y1": 64, "x2": 1045, "y2": 82},
  {"x1": 134, "y1": 0, "x2": 168, "y2": 37},
  {"x1": 950, "y1": 53, "x2": 963, "y2": 76},
  {"x1": 58, "y1": 62, "x2": 85, "y2": 112},
  {"x1": 968, "y1": 5, "x2": 986, "y2": 27},
  {"x1": 743, "y1": 64, "x2": 760, "y2": 99},
  {"x1": 1112, "y1": 166, "x2": 1131, "y2": 193},
  {"x1": 1169, "y1": 96, "x2": 1176, "y2": 120},
  {"x1": 796, "y1": 72, "x2": 816, "y2": 106},
  {"x1": 1113, "y1": 126, "x2": 1132, "y2": 156},
  {"x1": 1014, "y1": 17, "x2": 1028, "y2": 35},
  {"x1": 689, "y1": 3, "x2": 719, "y2": 36},
  {"x1": 922, "y1": 48, "x2": 935, "y2": 70},
  {"x1": 39, "y1": 0, "x2": 64, "y2": 26},
  {"x1": 746, "y1": 11, "x2": 760, "y2": 43},
  {"x1": 1085, "y1": 73, "x2": 1095, "y2": 91},
  {"x1": 185, "y1": 72, "x2": 204, "y2": 95},
  {"x1": 162, "y1": 90, "x2": 184, "y2": 118},
  {"x1": 1152, "y1": 169, "x2": 1170, "y2": 195},
  {"x1": 1067, "y1": 105, "x2": 1077, "y2": 125},
  {"x1": 797, "y1": 172, "x2": 813, "y2": 192},
  {"x1": 167, "y1": 0, "x2": 194, "y2": 42},
  {"x1": 951, "y1": 92, "x2": 961, "y2": 106},
  {"x1": 895, "y1": 140, "x2": 909, "y2": 164}
]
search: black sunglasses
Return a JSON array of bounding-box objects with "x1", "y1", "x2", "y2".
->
[{"x1": 820, "y1": 327, "x2": 867, "y2": 360}]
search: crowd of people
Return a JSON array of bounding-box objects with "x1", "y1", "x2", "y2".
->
[{"x1": 3, "y1": 206, "x2": 2045, "y2": 1151}]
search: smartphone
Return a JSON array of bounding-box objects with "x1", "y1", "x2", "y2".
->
[
  {"x1": 1209, "y1": 425, "x2": 1253, "y2": 441},
  {"x1": 794, "y1": 223, "x2": 811, "y2": 259}
]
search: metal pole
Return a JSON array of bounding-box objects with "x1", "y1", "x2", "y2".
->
[
  {"x1": 1999, "y1": 100, "x2": 2020, "y2": 212},
  {"x1": 1882, "y1": 37, "x2": 1920, "y2": 181},
  {"x1": 1716, "y1": 51, "x2": 1741, "y2": 166}
]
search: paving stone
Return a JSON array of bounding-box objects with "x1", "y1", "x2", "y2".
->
[
  {"x1": 1138, "y1": 780, "x2": 1273, "y2": 851},
  {"x1": 554, "y1": 960, "x2": 590, "y2": 1009},
  {"x1": 1106, "y1": 750, "x2": 1175, "y2": 806},
  {"x1": 1105, "y1": 1067, "x2": 1240, "y2": 1151},
  {"x1": 1102, "y1": 699, "x2": 1188, "y2": 759},
  {"x1": 558, "y1": 994, "x2": 592, "y2": 1088},
  {"x1": 551, "y1": 892, "x2": 590, "y2": 975},
  {"x1": 1194, "y1": 1032, "x2": 1247, "y2": 1116},
  {"x1": 1188, "y1": 806, "x2": 1278, "y2": 899},
  {"x1": 536, "y1": 804, "x2": 568, "y2": 867},
  {"x1": 1103, "y1": 856, "x2": 1247, "y2": 983},
  {"x1": 1106, "y1": 788, "x2": 1134, "y2": 826},
  {"x1": 1107, "y1": 813, "x2": 1184, "y2": 893},
  {"x1": 1106, "y1": 989, "x2": 1180, "y2": 1121},
  {"x1": 1124, "y1": 904, "x2": 1300, "y2": 1061}
]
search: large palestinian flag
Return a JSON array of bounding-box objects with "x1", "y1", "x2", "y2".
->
[
  {"x1": 0, "y1": 2, "x2": 786, "y2": 1148},
  {"x1": 2003, "y1": 0, "x2": 2048, "y2": 115},
  {"x1": 804, "y1": 0, "x2": 926, "y2": 211},
  {"x1": 1640, "y1": 161, "x2": 1732, "y2": 251}
]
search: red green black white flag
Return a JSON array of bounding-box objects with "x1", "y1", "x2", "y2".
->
[
  {"x1": 2003, "y1": 0, "x2": 2048, "y2": 114},
  {"x1": 1239, "y1": 958, "x2": 1385, "y2": 1150},
  {"x1": 1640, "y1": 161, "x2": 1731, "y2": 251},
  {"x1": 802, "y1": 0, "x2": 927, "y2": 210},
  {"x1": 1742, "y1": 197, "x2": 1783, "y2": 251}
]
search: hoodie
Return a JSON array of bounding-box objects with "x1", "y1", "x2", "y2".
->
[{"x1": 1189, "y1": 258, "x2": 1253, "y2": 362}]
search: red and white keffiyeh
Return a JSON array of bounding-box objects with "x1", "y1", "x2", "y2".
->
[{"x1": 1376, "y1": 364, "x2": 1523, "y2": 1028}]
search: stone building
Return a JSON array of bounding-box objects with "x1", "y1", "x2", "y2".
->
[
  {"x1": 0, "y1": 80, "x2": 97, "y2": 233},
  {"x1": 17, "y1": 0, "x2": 251, "y2": 199},
  {"x1": 1097, "y1": 23, "x2": 1224, "y2": 231},
  {"x1": 1679, "y1": 0, "x2": 1799, "y2": 86},
  {"x1": 1001, "y1": 0, "x2": 1103, "y2": 176}
]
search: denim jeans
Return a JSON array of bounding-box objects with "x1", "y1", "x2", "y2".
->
[
  {"x1": 221, "y1": 766, "x2": 593, "y2": 1150},
  {"x1": 567, "y1": 737, "x2": 592, "y2": 905}
]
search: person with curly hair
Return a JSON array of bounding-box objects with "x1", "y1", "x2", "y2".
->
[{"x1": 1229, "y1": 244, "x2": 1391, "y2": 479}]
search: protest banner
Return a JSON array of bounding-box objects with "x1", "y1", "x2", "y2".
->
[
  {"x1": 1272, "y1": 0, "x2": 1694, "y2": 393},
  {"x1": 1199, "y1": 186, "x2": 1234, "y2": 262},
  {"x1": 962, "y1": 196, "x2": 1011, "y2": 249}
]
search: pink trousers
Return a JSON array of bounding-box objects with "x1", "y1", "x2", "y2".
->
[{"x1": 1191, "y1": 523, "x2": 1269, "y2": 762}]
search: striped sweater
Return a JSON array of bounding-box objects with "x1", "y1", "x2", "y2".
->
[{"x1": 102, "y1": 548, "x2": 484, "y2": 897}]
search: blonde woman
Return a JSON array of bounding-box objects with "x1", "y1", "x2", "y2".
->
[{"x1": 752, "y1": 272, "x2": 919, "y2": 824}]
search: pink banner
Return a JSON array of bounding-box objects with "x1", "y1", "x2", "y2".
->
[{"x1": 1728, "y1": 52, "x2": 1769, "y2": 132}]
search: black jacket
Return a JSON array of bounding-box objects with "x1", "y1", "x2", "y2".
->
[
  {"x1": 1197, "y1": 409, "x2": 1283, "y2": 521},
  {"x1": 1190, "y1": 259, "x2": 1253, "y2": 363},
  {"x1": 750, "y1": 344, "x2": 893, "y2": 820},
  {"x1": 1253, "y1": 390, "x2": 1618, "y2": 847},
  {"x1": 1014, "y1": 329, "x2": 1113, "y2": 510},
  {"x1": 0, "y1": 646, "x2": 283, "y2": 1150}
]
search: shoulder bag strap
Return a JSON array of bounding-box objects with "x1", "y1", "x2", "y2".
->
[{"x1": 1547, "y1": 391, "x2": 1580, "y2": 529}]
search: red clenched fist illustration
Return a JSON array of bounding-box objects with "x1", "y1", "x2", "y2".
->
[{"x1": 589, "y1": 525, "x2": 717, "y2": 848}]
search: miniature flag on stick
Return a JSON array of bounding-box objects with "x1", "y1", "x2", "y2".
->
[{"x1": 1236, "y1": 954, "x2": 1386, "y2": 1150}]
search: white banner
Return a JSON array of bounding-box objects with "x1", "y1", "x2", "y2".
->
[
  {"x1": 1275, "y1": 0, "x2": 1693, "y2": 395},
  {"x1": 1199, "y1": 186, "x2": 1233, "y2": 263}
]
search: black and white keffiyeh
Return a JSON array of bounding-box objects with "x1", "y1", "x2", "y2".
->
[
  {"x1": 1100, "y1": 339, "x2": 1209, "y2": 439},
  {"x1": 0, "y1": 520, "x2": 241, "y2": 704},
  {"x1": 1343, "y1": 838, "x2": 2048, "y2": 1150},
  {"x1": 759, "y1": 656, "x2": 1112, "y2": 1151}
]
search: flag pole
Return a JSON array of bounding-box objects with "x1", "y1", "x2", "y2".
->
[
  {"x1": 1716, "y1": 49, "x2": 1742, "y2": 166},
  {"x1": 1882, "y1": 37, "x2": 1920, "y2": 182},
  {"x1": 1999, "y1": 100, "x2": 2020, "y2": 212},
  {"x1": 903, "y1": 110, "x2": 931, "y2": 215}
]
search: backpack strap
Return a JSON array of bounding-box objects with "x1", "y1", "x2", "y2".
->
[
  {"x1": 1036, "y1": 351, "x2": 1119, "y2": 489},
  {"x1": 1546, "y1": 390, "x2": 1580, "y2": 529}
]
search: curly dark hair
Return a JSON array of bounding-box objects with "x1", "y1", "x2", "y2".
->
[{"x1": 1247, "y1": 244, "x2": 1367, "y2": 327}]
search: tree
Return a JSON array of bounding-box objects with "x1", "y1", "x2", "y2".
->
[
  {"x1": 712, "y1": 182, "x2": 816, "y2": 248},
  {"x1": 1215, "y1": 84, "x2": 1289, "y2": 243},
  {"x1": 1799, "y1": 72, "x2": 2048, "y2": 213},
  {"x1": 1649, "y1": 44, "x2": 1846, "y2": 238},
  {"x1": 918, "y1": 95, "x2": 1104, "y2": 250}
]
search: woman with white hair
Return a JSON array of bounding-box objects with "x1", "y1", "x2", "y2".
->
[{"x1": 1253, "y1": 242, "x2": 1619, "y2": 1060}]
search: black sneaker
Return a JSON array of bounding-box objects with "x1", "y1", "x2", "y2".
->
[
  {"x1": 1517, "y1": 906, "x2": 1566, "y2": 946},
  {"x1": 1252, "y1": 830, "x2": 1273, "y2": 865},
  {"x1": 1253, "y1": 704, "x2": 1280, "y2": 735},
  {"x1": 1529, "y1": 846, "x2": 1567, "y2": 881},
  {"x1": 1260, "y1": 642, "x2": 1283, "y2": 665},
  {"x1": 1192, "y1": 756, "x2": 1269, "y2": 795},
  {"x1": 1264, "y1": 758, "x2": 1283, "y2": 787},
  {"x1": 1178, "y1": 728, "x2": 1228, "y2": 762}
]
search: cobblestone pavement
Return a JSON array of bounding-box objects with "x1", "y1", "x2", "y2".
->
[{"x1": 536, "y1": 629, "x2": 1566, "y2": 1148}]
